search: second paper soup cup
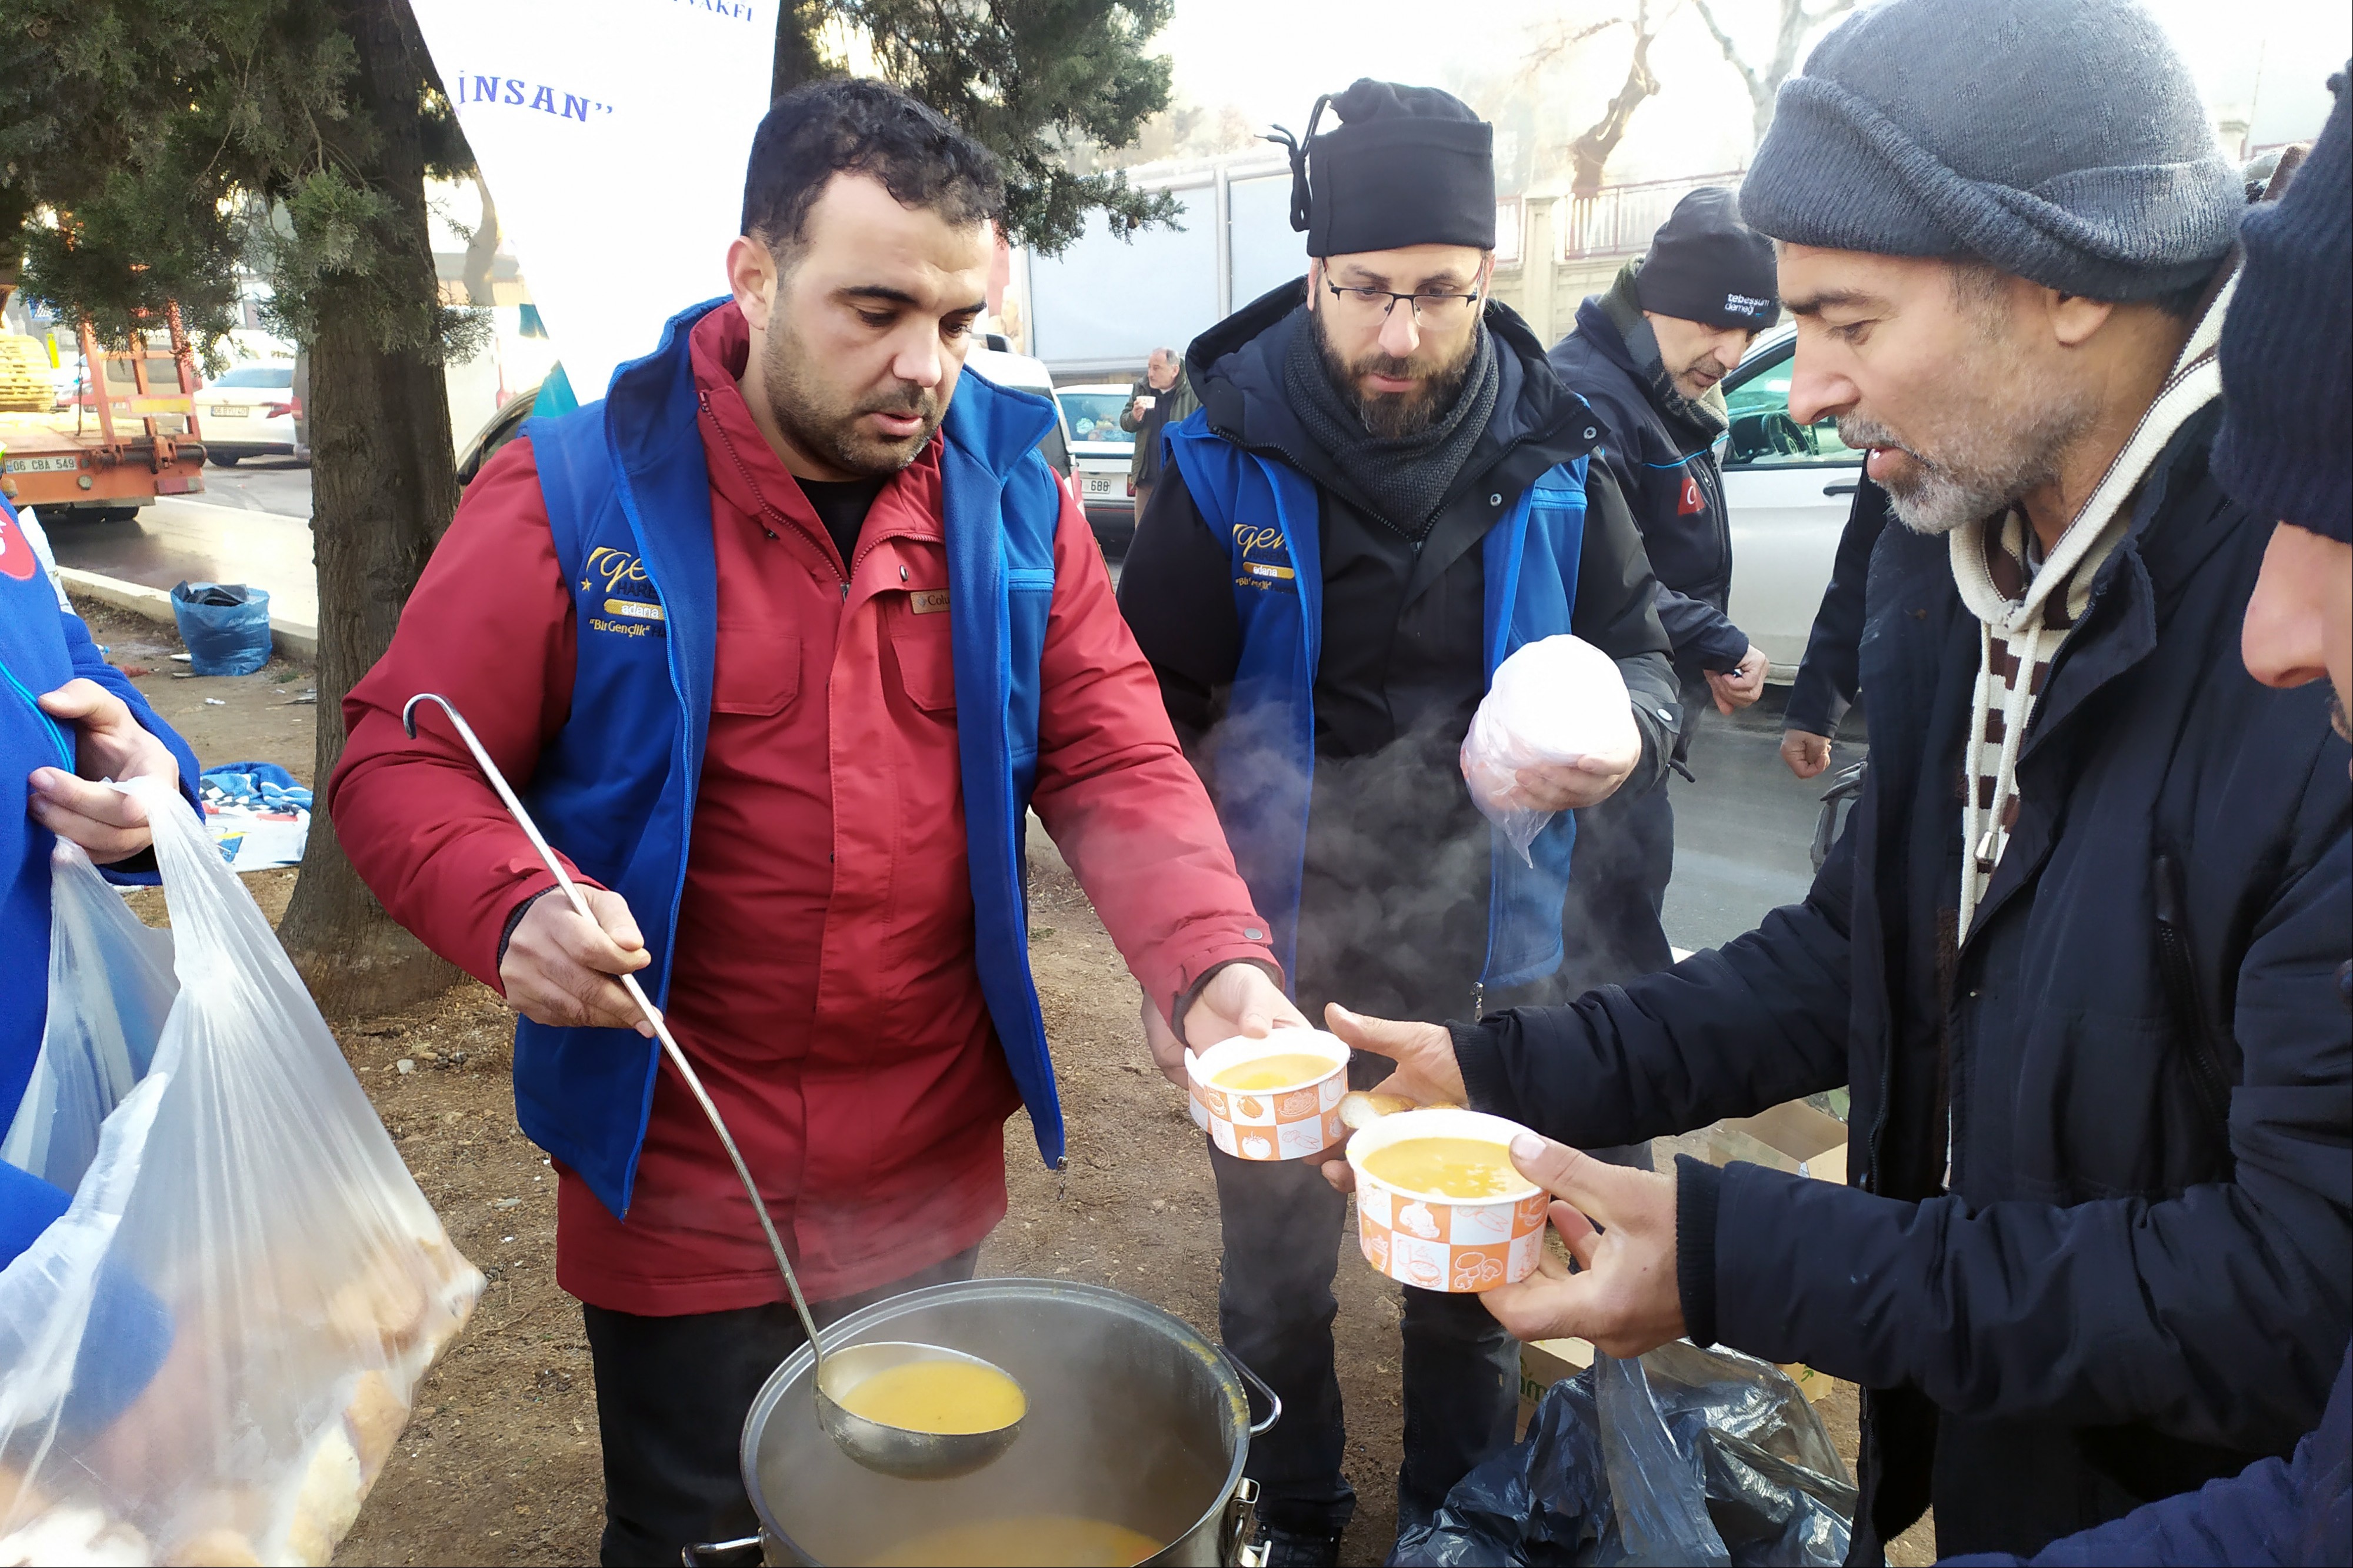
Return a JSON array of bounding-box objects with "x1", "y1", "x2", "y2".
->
[
  {"x1": 1346, "y1": 1107, "x2": 1549, "y2": 1293},
  {"x1": 1184, "y1": 1030, "x2": 1349, "y2": 1160}
]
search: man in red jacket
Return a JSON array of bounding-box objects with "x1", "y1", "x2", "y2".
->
[{"x1": 331, "y1": 82, "x2": 1298, "y2": 1564}]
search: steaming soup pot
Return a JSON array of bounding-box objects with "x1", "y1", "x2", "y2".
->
[{"x1": 686, "y1": 1279, "x2": 1278, "y2": 1567}]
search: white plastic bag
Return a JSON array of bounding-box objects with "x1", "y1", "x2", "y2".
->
[
  {"x1": 1, "y1": 845, "x2": 176, "y2": 1193},
  {"x1": 1460, "y1": 635, "x2": 1639, "y2": 864},
  {"x1": 0, "y1": 778, "x2": 482, "y2": 1567}
]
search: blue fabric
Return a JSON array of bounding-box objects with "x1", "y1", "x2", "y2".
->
[
  {"x1": 0, "y1": 495, "x2": 201, "y2": 1133},
  {"x1": 515, "y1": 298, "x2": 1067, "y2": 1219},
  {"x1": 200, "y1": 761, "x2": 311, "y2": 811},
  {"x1": 1944, "y1": 1348, "x2": 2352, "y2": 1566},
  {"x1": 1164, "y1": 415, "x2": 1587, "y2": 992}
]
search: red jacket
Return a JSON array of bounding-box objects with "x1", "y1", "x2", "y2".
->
[{"x1": 333, "y1": 305, "x2": 1274, "y2": 1312}]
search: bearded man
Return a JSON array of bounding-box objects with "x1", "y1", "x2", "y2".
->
[
  {"x1": 1117, "y1": 79, "x2": 1675, "y2": 1563},
  {"x1": 1312, "y1": 4, "x2": 2351, "y2": 1561},
  {"x1": 331, "y1": 81, "x2": 1302, "y2": 1564}
]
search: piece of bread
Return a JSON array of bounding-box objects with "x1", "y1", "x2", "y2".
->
[
  {"x1": 0, "y1": 1503, "x2": 150, "y2": 1567},
  {"x1": 161, "y1": 1526, "x2": 264, "y2": 1566},
  {"x1": 272, "y1": 1424, "x2": 363, "y2": 1567},
  {"x1": 342, "y1": 1370, "x2": 408, "y2": 1483}
]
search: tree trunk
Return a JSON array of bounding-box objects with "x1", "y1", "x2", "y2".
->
[
  {"x1": 771, "y1": 2, "x2": 831, "y2": 101},
  {"x1": 462, "y1": 176, "x2": 499, "y2": 307},
  {"x1": 276, "y1": 0, "x2": 462, "y2": 1016}
]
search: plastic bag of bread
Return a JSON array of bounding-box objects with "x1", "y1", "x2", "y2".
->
[
  {"x1": 0, "y1": 780, "x2": 482, "y2": 1566},
  {"x1": 1459, "y1": 635, "x2": 1639, "y2": 864}
]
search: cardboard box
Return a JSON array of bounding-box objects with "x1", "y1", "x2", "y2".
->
[{"x1": 1517, "y1": 1336, "x2": 1594, "y2": 1432}]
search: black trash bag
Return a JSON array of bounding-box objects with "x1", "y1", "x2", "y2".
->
[
  {"x1": 170, "y1": 580, "x2": 273, "y2": 676},
  {"x1": 1394, "y1": 1342, "x2": 1857, "y2": 1567}
]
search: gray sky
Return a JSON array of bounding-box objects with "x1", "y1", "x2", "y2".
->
[{"x1": 1157, "y1": 0, "x2": 2350, "y2": 184}]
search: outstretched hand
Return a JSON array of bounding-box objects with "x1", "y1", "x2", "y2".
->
[
  {"x1": 1144, "y1": 961, "x2": 1313, "y2": 1088},
  {"x1": 1478, "y1": 1132, "x2": 1685, "y2": 1357},
  {"x1": 1315, "y1": 1002, "x2": 1471, "y2": 1190}
]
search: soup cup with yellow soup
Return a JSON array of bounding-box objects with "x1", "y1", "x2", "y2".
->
[
  {"x1": 1183, "y1": 1030, "x2": 1349, "y2": 1160},
  {"x1": 1345, "y1": 1107, "x2": 1549, "y2": 1293}
]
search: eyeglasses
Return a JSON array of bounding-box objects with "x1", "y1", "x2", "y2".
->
[{"x1": 1322, "y1": 279, "x2": 1484, "y2": 323}]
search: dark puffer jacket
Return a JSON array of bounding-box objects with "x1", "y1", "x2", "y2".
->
[
  {"x1": 1549, "y1": 292, "x2": 1748, "y2": 683},
  {"x1": 1452, "y1": 406, "x2": 2352, "y2": 1559}
]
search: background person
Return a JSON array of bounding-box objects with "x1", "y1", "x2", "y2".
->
[
  {"x1": 1120, "y1": 345, "x2": 1195, "y2": 531},
  {"x1": 1118, "y1": 79, "x2": 1676, "y2": 1564},
  {"x1": 331, "y1": 82, "x2": 1301, "y2": 1566},
  {"x1": 1321, "y1": 2, "x2": 2351, "y2": 1559},
  {"x1": 1547, "y1": 186, "x2": 1778, "y2": 989},
  {"x1": 1779, "y1": 478, "x2": 1888, "y2": 779}
]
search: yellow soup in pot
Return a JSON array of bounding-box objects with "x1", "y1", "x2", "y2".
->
[
  {"x1": 1209, "y1": 1053, "x2": 1338, "y2": 1091},
  {"x1": 862, "y1": 1515, "x2": 1162, "y2": 1567},
  {"x1": 835, "y1": 1359, "x2": 1026, "y2": 1435},
  {"x1": 1361, "y1": 1137, "x2": 1532, "y2": 1200}
]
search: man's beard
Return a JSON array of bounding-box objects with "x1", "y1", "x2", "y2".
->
[
  {"x1": 1669, "y1": 352, "x2": 1724, "y2": 402},
  {"x1": 761, "y1": 313, "x2": 941, "y2": 477},
  {"x1": 1838, "y1": 331, "x2": 2098, "y2": 538},
  {"x1": 1311, "y1": 308, "x2": 1479, "y2": 440},
  {"x1": 2330, "y1": 692, "x2": 2351, "y2": 745}
]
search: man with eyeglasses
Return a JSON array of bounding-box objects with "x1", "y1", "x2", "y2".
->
[{"x1": 1116, "y1": 79, "x2": 1676, "y2": 1565}]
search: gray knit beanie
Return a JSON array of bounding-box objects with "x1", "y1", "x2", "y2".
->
[{"x1": 1741, "y1": 0, "x2": 2241, "y2": 300}]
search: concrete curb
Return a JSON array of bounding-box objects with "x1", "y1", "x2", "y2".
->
[{"x1": 58, "y1": 566, "x2": 319, "y2": 663}]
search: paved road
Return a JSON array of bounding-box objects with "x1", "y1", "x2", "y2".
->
[
  {"x1": 193, "y1": 455, "x2": 312, "y2": 519},
  {"x1": 46, "y1": 493, "x2": 318, "y2": 628},
  {"x1": 1660, "y1": 689, "x2": 1865, "y2": 953}
]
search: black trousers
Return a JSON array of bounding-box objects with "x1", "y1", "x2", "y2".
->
[{"x1": 581, "y1": 1246, "x2": 981, "y2": 1567}]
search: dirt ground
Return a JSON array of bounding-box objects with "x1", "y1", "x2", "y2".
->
[{"x1": 71, "y1": 594, "x2": 1934, "y2": 1567}]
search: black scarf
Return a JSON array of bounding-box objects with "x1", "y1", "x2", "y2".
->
[
  {"x1": 1282, "y1": 311, "x2": 1501, "y2": 540},
  {"x1": 1599, "y1": 261, "x2": 1727, "y2": 446}
]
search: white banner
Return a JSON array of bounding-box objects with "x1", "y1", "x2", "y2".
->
[{"x1": 410, "y1": 1, "x2": 779, "y2": 402}]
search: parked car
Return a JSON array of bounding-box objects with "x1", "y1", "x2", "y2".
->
[
  {"x1": 963, "y1": 345, "x2": 1076, "y2": 504},
  {"x1": 1055, "y1": 381, "x2": 1140, "y2": 556},
  {"x1": 198, "y1": 363, "x2": 302, "y2": 465},
  {"x1": 1718, "y1": 323, "x2": 1862, "y2": 678}
]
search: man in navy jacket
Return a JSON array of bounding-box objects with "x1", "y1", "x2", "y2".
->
[{"x1": 1321, "y1": 3, "x2": 2349, "y2": 1558}]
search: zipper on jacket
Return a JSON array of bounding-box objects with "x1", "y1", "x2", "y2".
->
[
  {"x1": 1, "y1": 652, "x2": 75, "y2": 772},
  {"x1": 701, "y1": 388, "x2": 857, "y2": 594},
  {"x1": 2152, "y1": 851, "x2": 2234, "y2": 1135}
]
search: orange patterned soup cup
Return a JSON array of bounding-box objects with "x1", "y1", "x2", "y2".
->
[
  {"x1": 1183, "y1": 1030, "x2": 1351, "y2": 1160},
  {"x1": 1345, "y1": 1107, "x2": 1548, "y2": 1293}
]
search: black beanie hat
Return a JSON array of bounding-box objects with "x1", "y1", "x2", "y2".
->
[
  {"x1": 1633, "y1": 188, "x2": 1780, "y2": 331},
  {"x1": 1277, "y1": 80, "x2": 1496, "y2": 257},
  {"x1": 2213, "y1": 67, "x2": 2352, "y2": 543}
]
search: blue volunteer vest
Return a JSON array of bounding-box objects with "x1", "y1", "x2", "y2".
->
[
  {"x1": 517, "y1": 298, "x2": 1067, "y2": 1220},
  {"x1": 1164, "y1": 415, "x2": 1587, "y2": 995}
]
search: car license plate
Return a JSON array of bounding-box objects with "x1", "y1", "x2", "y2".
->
[
  {"x1": 1084, "y1": 475, "x2": 1116, "y2": 497},
  {"x1": 211, "y1": 405, "x2": 249, "y2": 418},
  {"x1": 2, "y1": 455, "x2": 79, "y2": 473}
]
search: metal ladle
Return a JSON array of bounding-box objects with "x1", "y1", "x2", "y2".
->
[{"x1": 402, "y1": 693, "x2": 1025, "y2": 1481}]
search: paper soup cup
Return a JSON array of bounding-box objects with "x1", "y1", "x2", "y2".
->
[
  {"x1": 1184, "y1": 1030, "x2": 1350, "y2": 1161},
  {"x1": 1346, "y1": 1108, "x2": 1548, "y2": 1293}
]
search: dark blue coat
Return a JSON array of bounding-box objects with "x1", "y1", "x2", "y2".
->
[
  {"x1": 1783, "y1": 478, "x2": 1890, "y2": 739},
  {"x1": 1549, "y1": 298, "x2": 1749, "y2": 682},
  {"x1": 1455, "y1": 407, "x2": 2352, "y2": 1559},
  {"x1": 1946, "y1": 1347, "x2": 2352, "y2": 1566}
]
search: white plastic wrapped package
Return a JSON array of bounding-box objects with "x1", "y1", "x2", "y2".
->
[
  {"x1": 1460, "y1": 635, "x2": 1639, "y2": 863},
  {"x1": 0, "y1": 778, "x2": 482, "y2": 1566}
]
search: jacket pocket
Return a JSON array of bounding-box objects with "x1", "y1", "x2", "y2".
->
[
  {"x1": 889, "y1": 608, "x2": 957, "y2": 715},
  {"x1": 711, "y1": 625, "x2": 801, "y2": 716}
]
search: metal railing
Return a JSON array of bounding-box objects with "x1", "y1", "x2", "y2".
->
[{"x1": 1555, "y1": 172, "x2": 1748, "y2": 260}]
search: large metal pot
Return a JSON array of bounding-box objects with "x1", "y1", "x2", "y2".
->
[{"x1": 691, "y1": 1279, "x2": 1277, "y2": 1567}]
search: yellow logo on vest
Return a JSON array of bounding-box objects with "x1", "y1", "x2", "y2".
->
[
  {"x1": 584, "y1": 548, "x2": 665, "y2": 639},
  {"x1": 1231, "y1": 523, "x2": 1298, "y2": 592}
]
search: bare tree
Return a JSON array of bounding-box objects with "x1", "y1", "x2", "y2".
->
[
  {"x1": 1524, "y1": 2, "x2": 1665, "y2": 199},
  {"x1": 1692, "y1": 0, "x2": 1857, "y2": 152}
]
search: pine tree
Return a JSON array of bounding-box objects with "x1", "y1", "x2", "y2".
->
[
  {"x1": 774, "y1": 1, "x2": 1182, "y2": 248},
  {"x1": 1, "y1": 0, "x2": 471, "y2": 1013}
]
